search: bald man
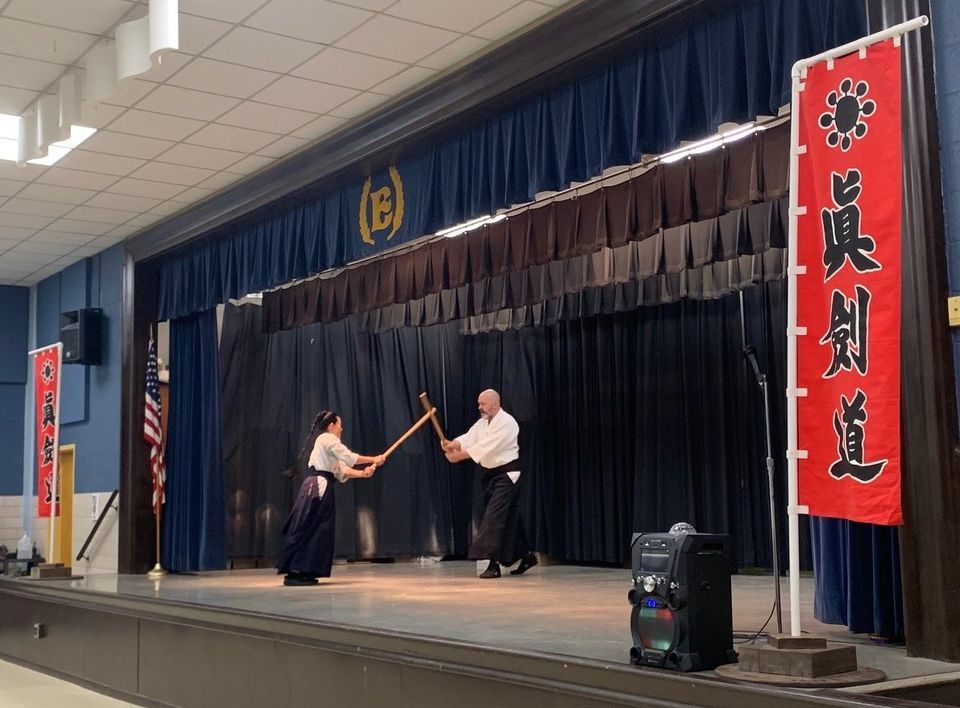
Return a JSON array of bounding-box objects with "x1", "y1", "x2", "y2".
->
[{"x1": 442, "y1": 389, "x2": 537, "y2": 579}]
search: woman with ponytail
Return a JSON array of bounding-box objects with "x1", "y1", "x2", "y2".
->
[{"x1": 276, "y1": 410, "x2": 385, "y2": 586}]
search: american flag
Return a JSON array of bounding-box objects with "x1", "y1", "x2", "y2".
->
[{"x1": 144, "y1": 337, "x2": 165, "y2": 513}]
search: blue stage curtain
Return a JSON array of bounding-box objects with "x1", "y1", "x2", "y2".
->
[
  {"x1": 157, "y1": 0, "x2": 865, "y2": 322},
  {"x1": 810, "y1": 518, "x2": 903, "y2": 638},
  {"x1": 162, "y1": 309, "x2": 227, "y2": 572}
]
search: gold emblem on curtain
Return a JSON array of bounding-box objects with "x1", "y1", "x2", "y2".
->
[{"x1": 359, "y1": 166, "x2": 405, "y2": 245}]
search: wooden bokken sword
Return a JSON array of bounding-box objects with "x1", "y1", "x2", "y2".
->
[
  {"x1": 418, "y1": 392, "x2": 448, "y2": 443},
  {"x1": 382, "y1": 407, "x2": 437, "y2": 459}
]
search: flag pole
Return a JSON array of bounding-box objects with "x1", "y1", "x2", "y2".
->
[
  {"x1": 148, "y1": 502, "x2": 166, "y2": 578},
  {"x1": 146, "y1": 325, "x2": 167, "y2": 579}
]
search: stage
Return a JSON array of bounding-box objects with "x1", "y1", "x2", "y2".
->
[{"x1": 0, "y1": 562, "x2": 958, "y2": 706}]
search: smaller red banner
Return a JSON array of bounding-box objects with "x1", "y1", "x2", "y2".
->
[{"x1": 34, "y1": 345, "x2": 61, "y2": 518}]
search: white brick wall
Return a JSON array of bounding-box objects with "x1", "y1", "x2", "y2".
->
[{"x1": 0, "y1": 492, "x2": 119, "y2": 574}]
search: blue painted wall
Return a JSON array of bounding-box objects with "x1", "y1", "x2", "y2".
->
[
  {"x1": 0, "y1": 286, "x2": 28, "y2": 496},
  {"x1": 35, "y1": 245, "x2": 124, "y2": 494},
  {"x1": 933, "y1": 0, "x2": 960, "y2": 419}
]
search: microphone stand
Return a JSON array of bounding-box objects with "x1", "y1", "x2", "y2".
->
[{"x1": 743, "y1": 344, "x2": 783, "y2": 634}]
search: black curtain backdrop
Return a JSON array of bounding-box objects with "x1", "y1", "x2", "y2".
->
[{"x1": 221, "y1": 281, "x2": 802, "y2": 569}]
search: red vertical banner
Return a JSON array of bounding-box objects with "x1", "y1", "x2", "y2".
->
[
  {"x1": 34, "y1": 344, "x2": 61, "y2": 518},
  {"x1": 796, "y1": 40, "x2": 902, "y2": 525}
]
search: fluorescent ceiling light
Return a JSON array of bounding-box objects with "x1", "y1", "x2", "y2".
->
[
  {"x1": 0, "y1": 112, "x2": 96, "y2": 166},
  {"x1": 661, "y1": 122, "x2": 765, "y2": 164}
]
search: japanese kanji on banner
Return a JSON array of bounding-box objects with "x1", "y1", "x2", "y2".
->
[
  {"x1": 796, "y1": 40, "x2": 902, "y2": 525},
  {"x1": 33, "y1": 344, "x2": 62, "y2": 518}
]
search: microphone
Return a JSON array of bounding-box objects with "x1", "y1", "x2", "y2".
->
[{"x1": 742, "y1": 344, "x2": 764, "y2": 384}]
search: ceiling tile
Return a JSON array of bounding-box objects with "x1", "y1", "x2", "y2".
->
[
  {"x1": 372, "y1": 65, "x2": 436, "y2": 95},
  {"x1": 186, "y1": 124, "x2": 278, "y2": 153},
  {"x1": 168, "y1": 57, "x2": 279, "y2": 99},
  {"x1": 168, "y1": 185, "x2": 216, "y2": 203},
  {"x1": 0, "y1": 238, "x2": 23, "y2": 250},
  {"x1": 198, "y1": 172, "x2": 243, "y2": 191},
  {"x1": 336, "y1": 15, "x2": 458, "y2": 63},
  {"x1": 157, "y1": 144, "x2": 244, "y2": 171},
  {"x1": 0, "y1": 18, "x2": 97, "y2": 65},
  {"x1": 387, "y1": 0, "x2": 519, "y2": 33},
  {"x1": 0, "y1": 54, "x2": 64, "y2": 91},
  {"x1": 67, "y1": 205, "x2": 137, "y2": 225},
  {"x1": 124, "y1": 212, "x2": 163, "y2": 227},
  {"x1": 149, "y1": 201, "x2": 188, "y2": 216},
  {"x1": 217, "y1": 102, "x2": 315, "y2": 134},
  {"x1": 471, "y1": 1, "x2": 552, "y2": 40},
  {"x1": 45, "y1": 219, "x2": 114, "y2": 236},
  {"x1": 293, "y1": 47, "x2": 405, "y2": 90},
  {"x1": 0, "y1": 86, "x2": 36, "y2": 114},
  {"x1": 0, "y1": 179, "x2": 26, "y2": 198},
  {"x1": 107, "y1": 177, "x2": 186, "y2": 200},
  {"x1": 178, "y1": 14, "x2": 233, "y2": 54},
  {"x1": 0, "y1": 262, "x2": 39, "y2": 275},
  {"x1": 258, "y1": 135, "x2": 308, "y2": 158},
  {"x1": 1, "y1": 250, "x2": 57, "y2": 266},
  {"x1": 0, "y1": 225, "x2": 36, "y2": 240},
  {"x1": 16, "y1": 183, "x2": 97, "y2": 205},
  {"x1": 85, "y1": 234, "x2": 128, "y2": 248},
  {"x1": 206, "y1": 27, "x2": 321, "y2": 74},
  {"x1": 327, "y1": 91, "x2": 388, "y2": 119},
  {"x1": 104, "y1": 109, "x2": 205, "y2": 142},
  {"x1": 85, "y1": 192, "x2": 163, "y2": 212},
  {"x1": 245, "y1": 0, "x2": 371, "y2": 44},
  {"x1": 55, "y1": 149, "x2": 146, "y2": 176},
  {"x1": 128, "y1": 161, "x2": 216, "y2": 186},
  {"x1": 179, "y1": 0, "x2": 269, "y2": 23},
  {"x1": 72, "y1": 243, "x2": 110, "y2": 257},
  {"x1": 0, "y1": 212, "x2": 55, "y2": 229},
  {"x1": 0, "y1": 162, "x2": 44, "y2": 181},
  {"x1": 136, "y1": 85, "x2": 240, "y2": 121},
  {"x1": 253, "y1": 76, "x2": 358, "y2": 113},
  {"x1": 50, "y1": 254, "x2": 84, "y2": 269},
  {"x1": 102, "y1": 79, "x2": 158, "y2": 108},
  {"x1": 14, "y1": 239, "x2": 76, "y2": 256},
  {"x1": 36, "y1": 168, "x2": 119, "y2": 191},
  {"x1": 222, "y1": 154, "x2": 274, "y2": 175},
  {"x1": 78, "y1": 131, "x2": 175, "y2": 160},
  {"x1": 78, "y1": 101, "x2": 126, "y2": 129},
  {"x1": 4, "y1": 0, "x2": 133, "y2": 35},
  {"x1": 292, "y1": 115, "x2": 347, "y2": 140},
  {"x1": 0, "y1": 198, "x2": 74, "y2": 218},
  {"x1": 418, "y1": 35, "x2": 487, "y2": 70},
  {"x1": 107, "y1": 224, "x2": 141, "y2": 238},
  {"x1": 141, "y1": 51, "x2": 193, "y2": 83},
  {"x1": 335, "y1": 0, "x2": 394, "y2": 8}
]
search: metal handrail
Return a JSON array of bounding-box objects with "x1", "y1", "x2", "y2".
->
[{"x1": 76, "y1": 489, "x2": 119, "y2": 562}]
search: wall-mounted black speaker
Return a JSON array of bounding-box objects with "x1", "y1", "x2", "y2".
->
[
  {"x1": 628, "y1": 531, "x2": 736, "y2": 672},
  {"x1": 61, "y1": 308, "x2": 103, "y2": 365}
]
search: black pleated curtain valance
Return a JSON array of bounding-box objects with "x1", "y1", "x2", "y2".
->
[{"x1": 262, "y1": 122, "x2": 789, "y2": 333}]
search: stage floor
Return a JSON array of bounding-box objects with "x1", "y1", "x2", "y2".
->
[{"x1": 17, "y1": 561, "x2": 960, "y2": 687}]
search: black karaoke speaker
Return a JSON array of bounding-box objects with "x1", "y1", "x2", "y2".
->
[
  {"x1": 60, "y1": 309, "x2": 103, "y2": 365},
  {"x1": 627, "y1": 531, "x2": 735, "y2": 672}
]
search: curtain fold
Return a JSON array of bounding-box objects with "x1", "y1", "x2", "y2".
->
[
  {"x1": 163, "y1": 309, "x2": 227, "y2": 571},
  {"x1": 262, "y1": 187, "x2": 789, "y2": 333},
  {"x1": 157, "y1": 1, "x2": 864, "y2": 322},
  {"x1": 221, "y1": 281, "x2": 797, "y2": 569},
  {"x1": 810, "y1": 518, "x2": 903, "y2": 638}
]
